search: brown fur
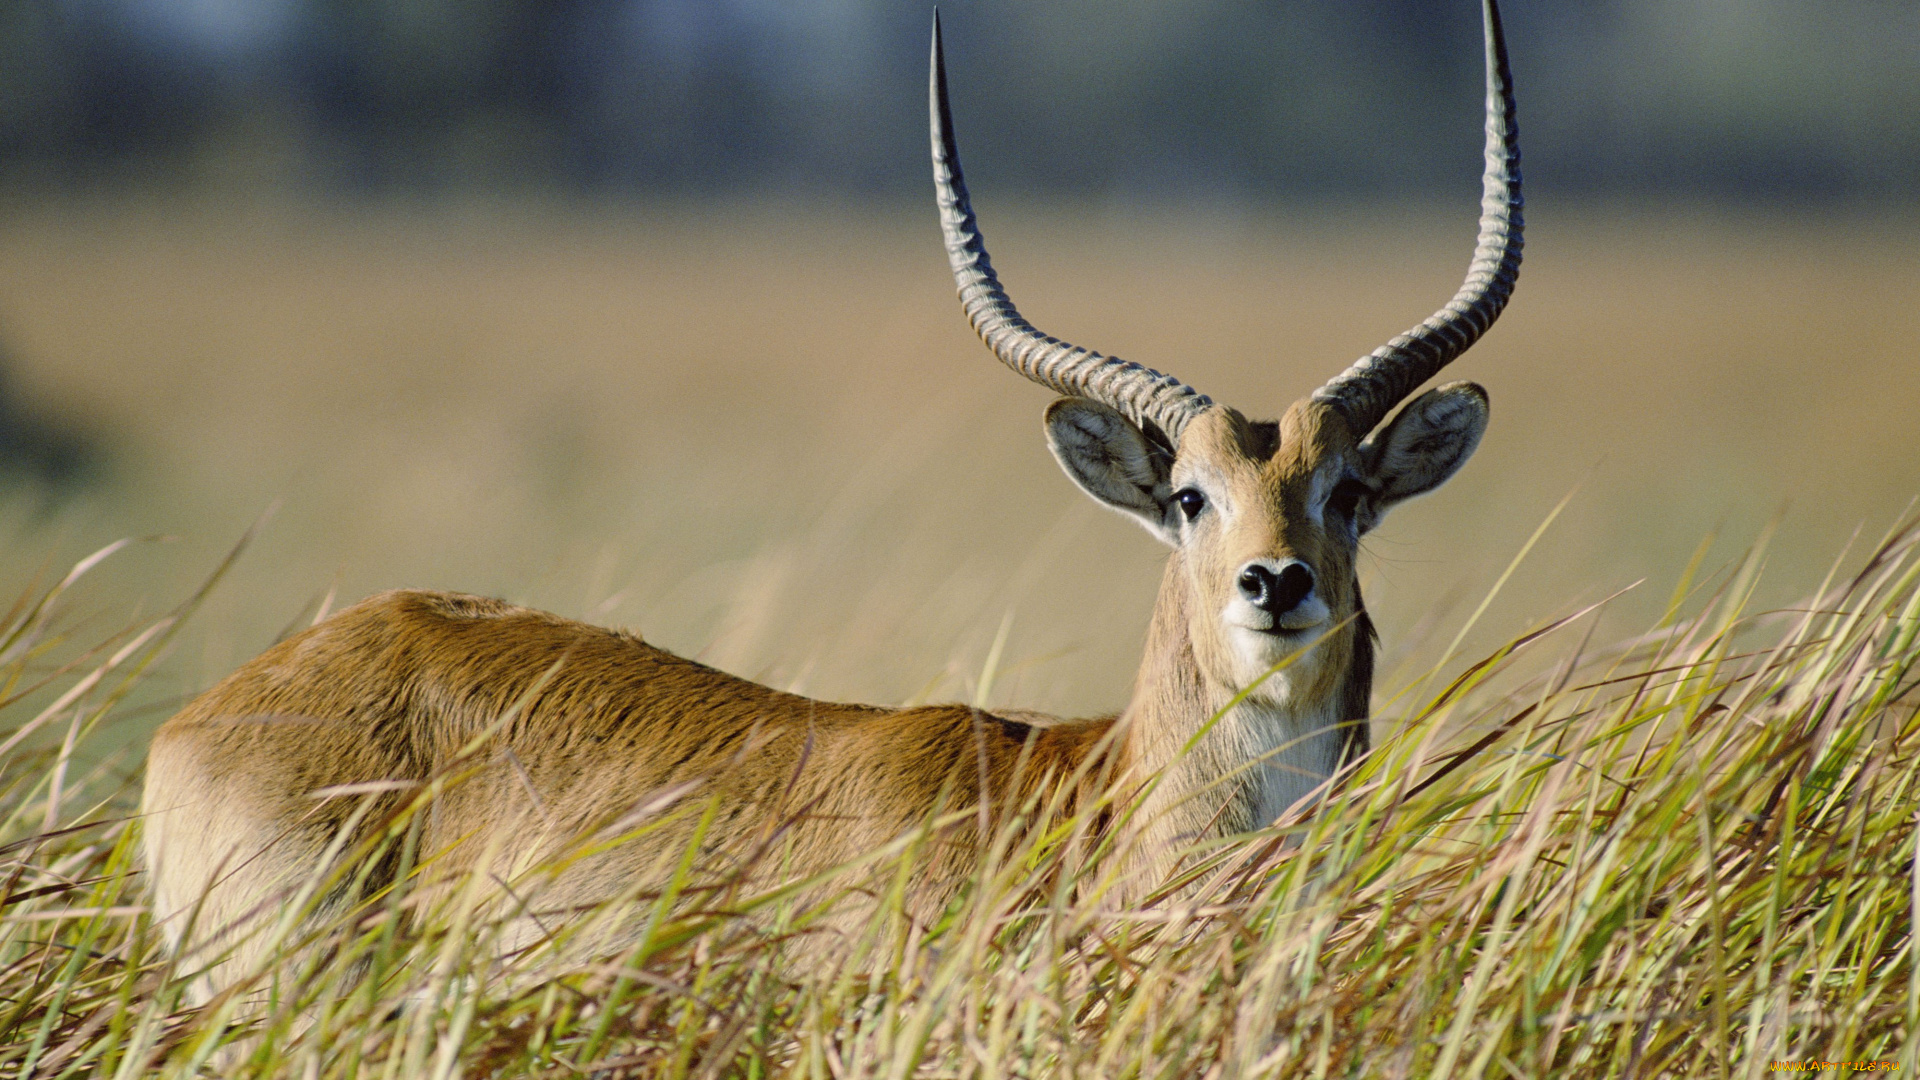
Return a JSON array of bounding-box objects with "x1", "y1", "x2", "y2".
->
[{"x1": 145, "y1": 590, "x2": 1119, "y2": 992}]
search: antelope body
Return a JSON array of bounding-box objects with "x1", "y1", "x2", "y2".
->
[{"x1": 143, "y1": 0, "x2": 1522, "y2": 996}]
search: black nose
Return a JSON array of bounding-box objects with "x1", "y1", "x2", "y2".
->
[{"x1": 1238, "y1": 561, "x2": 1314, "y2": 615}]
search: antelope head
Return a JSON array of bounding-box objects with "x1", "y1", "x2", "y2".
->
[
  {"x1": 931, "y1": 0, "x2": 1521, "y2": 821},
  {"x1": 1073, "y1": 385, "x2": 1494, "y2": 717}
]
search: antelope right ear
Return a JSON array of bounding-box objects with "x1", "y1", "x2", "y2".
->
[
  {"x1": 1357, "y1": 381, "x2": 1490, "y2": 523},
  {"x1": 1044, "y1": 398, "x2": 1179, "y2": 545}
]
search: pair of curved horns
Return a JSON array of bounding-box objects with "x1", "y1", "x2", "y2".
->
[{"x1": 930, "y1": 0, "x2": 1523, "y2": 445}]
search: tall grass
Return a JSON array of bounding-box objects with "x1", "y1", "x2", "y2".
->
[{"x1": 2, "y1": 517, "x2": 1917, "y2": 1078}]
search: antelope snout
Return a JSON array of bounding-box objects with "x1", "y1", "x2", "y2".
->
[{"x1": 1237, "y1": 559, "x2": 1314, "y2": 617}]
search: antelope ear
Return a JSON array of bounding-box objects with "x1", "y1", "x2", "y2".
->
[
  {"x1": 1358, "y1": 381, "x2": 1489, "y2": 520},
  {"x1": 1044, "y1": 398, "x2": 1178, "y2": 545}
]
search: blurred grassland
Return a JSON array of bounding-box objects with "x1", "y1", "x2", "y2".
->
[{"x1": 0, "y1": 197, "x2": 1914, "y2": 735}]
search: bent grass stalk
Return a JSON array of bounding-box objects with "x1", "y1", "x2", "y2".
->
[{"x1": 1, "y1": 518, "x2": 1918, "y2": 1076}]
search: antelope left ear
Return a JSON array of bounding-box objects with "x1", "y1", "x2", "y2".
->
[
  {"x1": 1359, "y1": 381, "x2": 1489, "y2": 516},
  {"x1": 1044, "y1": 397, "x2": 1179, "y2": 545}
]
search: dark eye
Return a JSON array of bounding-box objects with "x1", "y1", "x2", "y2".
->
[
  {"x1": 1174, "y1": 488, "x2": 1206, "y2": 521},
  {"x1": 1327, "y1": 479, "x2": 1371, "y2": 521}
]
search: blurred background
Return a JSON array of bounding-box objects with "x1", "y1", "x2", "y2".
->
[
  {"x1": 3, "y1": 0, "x2": 1918, "y2": 199},
  {"x1": 0, "y1": 0, "x2": 1915, "y2": 738}
]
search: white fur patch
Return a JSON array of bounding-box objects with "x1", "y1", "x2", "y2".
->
[{"x1": 1215, "y1": 691, "x2": 1347, "y2": 826}]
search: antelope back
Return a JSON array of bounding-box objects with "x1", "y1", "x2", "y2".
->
[{"x1": 142, "y1": 590, "x2": 1118, "y2": 995}]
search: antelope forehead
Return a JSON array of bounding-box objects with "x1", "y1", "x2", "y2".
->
[{"x1": 1271, "y1": 455, "x2": 1358, "y2": 530}]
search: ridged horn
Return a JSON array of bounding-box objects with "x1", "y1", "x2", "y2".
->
[
  {"x1": 1311, "y1": 0, "x2": 1523, "y2": 437},
  {"x1": 930, "y1": 11, "x2": 1214, "y2": 448}
]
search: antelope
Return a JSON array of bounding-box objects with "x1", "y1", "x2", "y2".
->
[{"x1": 142, "y1": 0, "x2": 1521, "y2": 997}]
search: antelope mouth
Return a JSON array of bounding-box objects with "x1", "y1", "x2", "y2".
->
[
  {"x1": 1227, "y1": 595, "x2": 1332, "y2": 639},
  {"x1": 1227, "y1": 618, "x2": 1332, "y2": 693},
  {"x1": 1228, "y1": 619, "x2": 1331, "y2": 679},
  {"x1": 1242, "y1": 621, "x2": 1329, "y2": 644},
  {"x1": 1228, "y1": 614, "x2": 1311, "y2": 634}
]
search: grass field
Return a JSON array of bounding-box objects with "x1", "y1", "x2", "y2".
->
[{"x1": 0, "y1": 198, "x2": 1916, "y2": 1075}]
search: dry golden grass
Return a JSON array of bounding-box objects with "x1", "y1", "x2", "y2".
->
[
  {"x1": 1, "y1": 471, "x2": 1916, "y2": 1078},
  {"x1": 0, "y1": 196, "x2": 1917, "y2": 1077},
  {"x1": 0, "y1": 197, "x2": 1914, "y2": 728}
]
